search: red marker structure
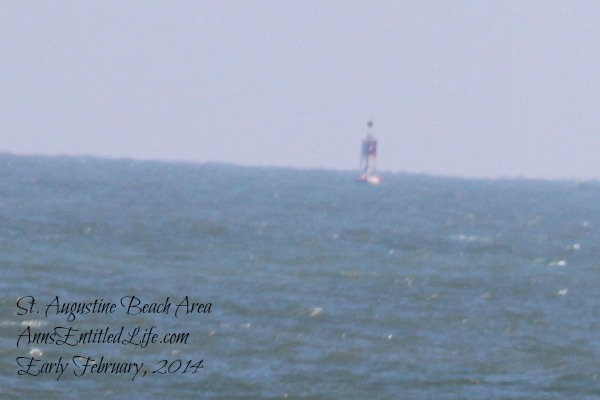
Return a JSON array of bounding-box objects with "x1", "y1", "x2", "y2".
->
[{"x1": 356, "y1": 121, "x2": 381, "y2": 185}]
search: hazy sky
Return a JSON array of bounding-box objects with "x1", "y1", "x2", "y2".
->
[{"x1": 2, "y1": 1, "x2": 599, "y2": 179}]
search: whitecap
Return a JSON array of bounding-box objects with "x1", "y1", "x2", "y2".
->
[
  {"x1": 29, "y1": 348, "x2": 43, "y2": 357},
  {"x1": 449, "y1": 234, "x2": 492, "y2": 243},
  {"x1": 21, "y1": 320, "x2": 48, "y2": 328},
  {"x1": 309, "y1": 307, "x2": 324, "y2": 317},
  {"x1": 549, "y1": 259, "x2": 567, "y2": 267}
]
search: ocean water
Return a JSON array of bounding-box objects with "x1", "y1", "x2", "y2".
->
[{"x1": 1, "y1": 153, "x2": 600, "y2": 399}]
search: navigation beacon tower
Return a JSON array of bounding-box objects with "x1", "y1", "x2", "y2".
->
[{"x1": 356, "y1": 121, "x2": 381, "y2": 185}]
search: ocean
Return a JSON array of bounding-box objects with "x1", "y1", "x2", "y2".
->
[{"x1": 1, "y1": 153, "x2": 599, "y2": 399}]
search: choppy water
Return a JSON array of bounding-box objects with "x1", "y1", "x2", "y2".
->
[{"x1": 1, "y1": 153, "x2": 600, "y2": 399}]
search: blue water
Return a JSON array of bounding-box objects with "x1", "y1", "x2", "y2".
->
[{"x1": 1, "y1": 153, "x2": 600, "y2": 399}]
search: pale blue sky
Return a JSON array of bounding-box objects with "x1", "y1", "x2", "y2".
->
[{"x1": 2, "y1": 1, "x2": 599, "y2": 179}]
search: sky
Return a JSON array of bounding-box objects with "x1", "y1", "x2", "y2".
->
[{"x1": 1, "y1": 1, "x2": 600, "y2": 180}]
